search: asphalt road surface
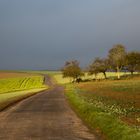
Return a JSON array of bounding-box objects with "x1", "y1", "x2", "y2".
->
[{"x1": 0, "y1": 75, "x2": 99, "y2": 140}]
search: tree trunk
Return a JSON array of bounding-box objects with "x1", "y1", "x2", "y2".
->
[
  {"x1": 117, "y1": 66, "x2": 120, "y2": 79},
  {"x1": 103, "y1": 72, "x2": 107, "y2": 79},
  {"x1": 131, "y1": 71, "x2": 134, "y2": 75},
  {"x1": 95, "y1": 74, "x2": 97, "y2": 81},
  {"x1": 69, "y1": 77, "x2": 73, "y2": 83}
]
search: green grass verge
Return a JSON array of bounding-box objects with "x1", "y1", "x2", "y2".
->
[
  {"x1": 65, "y1": 84, "x2": 140, "y2": 140},
  {"x1": 0, "y1": 88, "x2": 47, "y2": 111}
]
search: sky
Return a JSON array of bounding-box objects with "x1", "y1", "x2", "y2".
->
[{"x1": 0, "y1": 0, "x2": 140, "y2": 70}]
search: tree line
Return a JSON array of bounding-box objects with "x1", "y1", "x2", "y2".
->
[{"x1": 62, "y1": 44, "x2": 140, "y2": 82}]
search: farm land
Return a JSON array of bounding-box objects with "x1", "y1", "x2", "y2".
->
[
  {"x1": 0, "y1": 71, "x2": 37, "y2": 79},
  {"x1": 0, "y1": 70, "x2": 140, "y2": 139},
  {"x1": 76, "y1": 77, "x2": 140, "y2": 126},
  {"x1": 51, "y1": 72, "x2": 140, "y2": 140},
  {"x1": 0, "y1": 71, "x2": 47, "y2": 110}
]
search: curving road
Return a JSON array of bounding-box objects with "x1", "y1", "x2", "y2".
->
[{"x1": 0, "y1": 75, "x2": 99, "y2": 140}]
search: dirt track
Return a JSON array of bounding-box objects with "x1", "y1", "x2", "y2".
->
[{"x1": 0, "y1": 75, "x2": 98, "y2": 140}]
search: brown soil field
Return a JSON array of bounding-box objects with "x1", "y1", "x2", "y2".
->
[{"x1": 0, "y1": 72, "x2": 37, "y2": 79}]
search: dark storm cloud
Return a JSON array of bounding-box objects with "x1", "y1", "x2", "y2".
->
[{"x1": 0, "y1": 0, "x2": 140, "y2": 70}]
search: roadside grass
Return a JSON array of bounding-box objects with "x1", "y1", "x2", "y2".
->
[
  {"x1": 65, "y1": 84, "x2": 140, "y2": 140},
  {"x1": 0, "y1": 76, "x2": 46, "y2": 94},
  {"x1": 0, "y1": 88, "x2": 46, "y2": 111}
]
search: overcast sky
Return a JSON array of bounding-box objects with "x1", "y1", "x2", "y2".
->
[{"x1": 0, "y1": 0, "x2": 140, "y2": 70}]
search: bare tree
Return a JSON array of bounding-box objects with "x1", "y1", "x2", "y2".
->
[{"x1": 108, "y1": 44, "x2": 126, "y2": 79}]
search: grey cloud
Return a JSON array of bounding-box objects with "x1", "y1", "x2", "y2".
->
[{"x1": 0, "y1": 0, "x2": 140, "y2": 70}]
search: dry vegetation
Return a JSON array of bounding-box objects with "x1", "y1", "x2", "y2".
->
[{"x1": 76, "y1": 76, "x2": 140, "y2": 127}]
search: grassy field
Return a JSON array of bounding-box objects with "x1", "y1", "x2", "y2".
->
[
  {"x1": 21, "y1": 71, "x2": 135, "y2": 84},
  {"x1": 0, "y1": 71, "x2": 48, "y2": 110},
  {"x1": 76, "y1": 77, "x2": 140, "y2": 126},
  {"x1": 65, "y1": 84, "x2": 140, "y2": 140},
  {"x1": 50, "y1": 71, "x2": 137, "y2": 84},
  {"x1": 56, "y1": 72, "x2": 140, "y2": 140}
]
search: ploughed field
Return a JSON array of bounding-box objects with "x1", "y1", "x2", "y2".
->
[
  {"x1": 0, "y1": 71, "x2": 36, "y2": 79},
  {"x1": 0, "y1": 72, "x2": 47, "y2": 110}
]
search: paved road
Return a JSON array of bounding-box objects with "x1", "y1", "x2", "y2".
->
[{"x1": 0, "y1": 75, "x2": 98, "y2": 140}]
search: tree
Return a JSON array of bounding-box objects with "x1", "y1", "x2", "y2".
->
[
  {"x1": 108, "y1": 44, "x2": 126, "y2": 79},
  {"x1": 126, "y1": 51, "x2": 140, "y2": 75},
  {"x1": 62, "y1": 60, "x2": 83, "y2": 82},
  {"x1": 89, "y1": 57, "x2": 109, "y2": 79},
  {"x1": 88, "y1": 63, "x2": 99, "y2": 80}
]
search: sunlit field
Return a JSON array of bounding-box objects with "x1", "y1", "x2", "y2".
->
[
  {"x1": 52, "y1": 72, "x2": 137, "y2": 84},
  {"x1": 0, "y1": 72, "x2": 47, "y2": 110},
  {"x1": 0, "y1": 76, "x2": 46, "y2": 94},
  {"x1": 50, "y1": 71, "x2": 140, "y2": 121},
  {"x1": 0, "y1": 88, "x2": 46, "y2": 111},
  {"x1": 62, "y1": 72, "x2": 140, "y2": 140}
]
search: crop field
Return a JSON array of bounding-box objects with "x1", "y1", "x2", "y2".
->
[
  {"x1": 0, "y1": 76, "x2": 46, "y2": 94},
  {"x1": 0, "y1": 72, "x2": 47, "y2": 110}
]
